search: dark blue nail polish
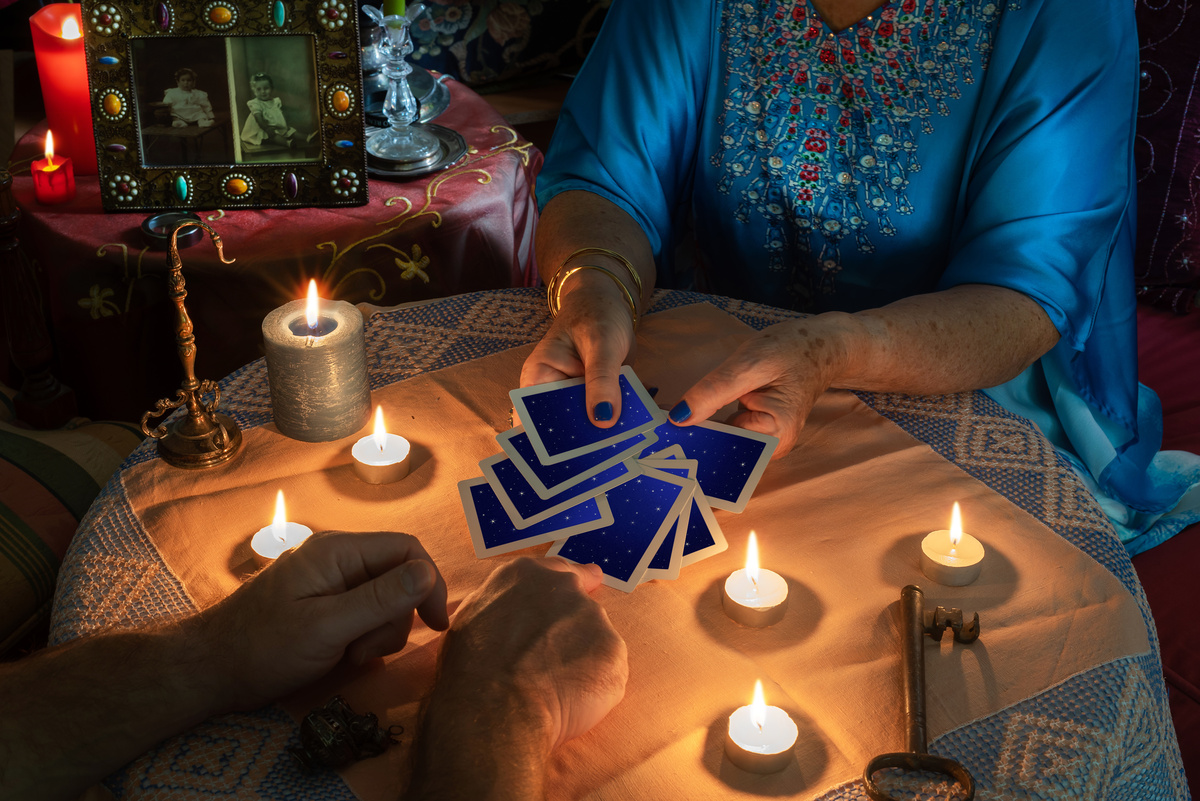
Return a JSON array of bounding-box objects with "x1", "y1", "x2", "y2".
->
[
  {"x1": 593, "y1": 401, "x2": 613, "y2": 422},
  {"x1": 668, "y1": 400, "x2": 691, "y2": 423}
]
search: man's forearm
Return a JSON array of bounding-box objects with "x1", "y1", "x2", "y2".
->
[{"x1": 0, "y1": 617, "x2": 227, "y2": 801}]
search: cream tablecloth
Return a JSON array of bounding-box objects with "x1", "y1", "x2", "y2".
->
[{"x1": 50, "y1": 289, "x2": 1190, "y2": 800}]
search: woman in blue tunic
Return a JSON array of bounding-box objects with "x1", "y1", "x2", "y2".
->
[{"x1": 522, "y1": 0, "x2": 1200, "y2": 553}]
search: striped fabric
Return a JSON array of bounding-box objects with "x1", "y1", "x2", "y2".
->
[{"x1": 0, "y1": 386, "x2": 141, "y2": 654}]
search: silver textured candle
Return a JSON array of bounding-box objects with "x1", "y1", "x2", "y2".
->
[{"x1": 262, "y1": 295, "x2": 371, "y2": 442}]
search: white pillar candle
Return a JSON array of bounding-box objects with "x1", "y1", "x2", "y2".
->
[
  {"x1": 920, "y1": 501, "x2": 985, "y2": 586},
  {"x1": 723, "y1": 532, "x2": 788, "y2": 627},
  {"x1": 251, "y1": 490, "x2": 313, "y2": 566},
  {"x1": 353, "y1": 406, "x2": 412, "y2": 484},
  {"x1": 724, "y1": 680, "x2": 798, "y2": 774},
  {"x1": 263, "y1": 280, "x2": 371, "y2": 442}
]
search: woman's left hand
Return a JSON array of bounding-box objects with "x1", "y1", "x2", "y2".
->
[{"x1": 667, "y1": 315, "x2": 852, "y2": 457}]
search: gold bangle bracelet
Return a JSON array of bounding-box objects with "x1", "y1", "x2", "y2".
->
[
  {"x1": 547, "y1": 264, "x2": 639, "y2": 328},
  {"x1": 562, "y1": 247, "x2": 644, "y2": 302}
]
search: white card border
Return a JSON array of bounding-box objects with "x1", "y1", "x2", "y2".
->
[
  {"x1": 645, "y1": 418, "x2": 778, "y2": 513},
  {"x1": 510, "y1": 365, "x2": 662, "y2": 465},
  {"x1": 459, "y1": 477, "x2": 615, "y2": 558},
  {"x1": 547, "y1": 466, "x2": 693, "y2": 593},
  {"x1": 499, "y1": 425, "x2": 658, "y2": 500},
  {"x1": 480, "y1": 451, "x2": 639, "y2": 529}
]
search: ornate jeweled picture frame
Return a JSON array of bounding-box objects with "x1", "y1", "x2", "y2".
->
[{"x1": 82, "y1": 0, "x2": 367, "y2": 211}]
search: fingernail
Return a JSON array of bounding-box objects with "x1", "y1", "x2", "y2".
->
[
  {"x1": 593, "y1": 401, "x2": 613, "y2": 422},
  {"x1": 646, "y1": 386, "x2": 659, "y2": 398},
  {"x1": 668, "y1": 400, "x2": 691, "y2": 423},
  {"x1": 401, "y1": 561, "x2": 434, "y2": 596}
]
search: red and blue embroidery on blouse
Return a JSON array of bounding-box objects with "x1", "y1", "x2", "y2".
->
[{"x1": 712, "y1": 0, "x2": 1012, "y2": 305}]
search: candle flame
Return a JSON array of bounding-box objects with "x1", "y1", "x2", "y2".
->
[
  {"x1": 61, "y1": 16, "x2": 82, "y2": 39},
  {"x1": 305, "y1": 280, "x2": 319, "y2": 330},
  {"x1": 949, "y1": 501, "x2": 963, "y2": 548},
  {"x1": 44, "y1": 130, "x2": 56, "y2": 165},
  {"x1": 373, "y1": 405, "x2": 387, "y2": 451},
  {"x1": 271, "y1": 490, "x2": 288, "y2": 542},
  {"x1": 745, "y1": 531, "x2": 760, "y2": 587},
  {"x1": 751, "y1": 680, "x2": 766, "y2": 731}
]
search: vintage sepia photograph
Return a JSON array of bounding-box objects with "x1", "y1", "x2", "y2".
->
[
  {"x1": 228, "y1": 35, "x2": 321, "y2": 164},
  {"x1": 130, "y1": 37, "x2": 234, "y2": 167}
]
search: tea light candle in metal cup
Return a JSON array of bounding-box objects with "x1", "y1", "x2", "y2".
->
[
  {"x1": 920, "y1": 501, "x2": 985, "y2": 586},
  {"x1": 263, "y1": 280, "x2": 371, "y2": 442},
  {"x1": 724, "y1": 680, "x2": 798, "y2": 774},
  {"x1": 723, "y1": 531, "x2": 788, "y2": 627},
  {"x1": 251, "y1": 490, "x2": 313, "y2": 567},
  {"x1": 353, "y1": 405, "x2": 411, "y2": 484}
]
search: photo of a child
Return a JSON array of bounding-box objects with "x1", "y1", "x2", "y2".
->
[
  {"x1": 230, "y1": 36, "x2": 321, "y2": 164},
  {"x1": 162, "y1": 68, "x2": 215, "y2": 127},
  {"x1": 130, "y1": 38, "x2": 233, "y2": 167},
  {"x1": 240, "y1": 73, "x2": 314, "y2": 149}
]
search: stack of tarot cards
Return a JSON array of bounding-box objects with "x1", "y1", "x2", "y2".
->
[{"x1": 458, "y1": 367, "x2": 779, "y2": 591}]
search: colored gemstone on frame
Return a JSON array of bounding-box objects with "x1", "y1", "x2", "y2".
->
[
  {"x1": 272, "y1": 0, "x2": 286, "y2": 26},
  {"x1": 155, "y1": 2, "x2": 170, "y2": 29},
  {"x1": 174, "y1": 176, "x2": 188, "y2": 202},
  {"x1": 335, "y1": 139, "x2": 353, "y2": 148},
  {"x1": 225, "y1": 177, "x2": 248, "y2": 195},
  {"x1": 99, "y1": 56, "x2": 120, "y2": 65},
  {"x1": 332, "y1": 90, "x2": 350, "y2": 113},
  {"x1": 284, "y1": 172, "x2": 299, "y2": 198},
  {"x1": 209, "y1": 5, "x2": 232, "y2": 23},
  {"x1": 102, "y1": 93, "x2": 122, "y2": 116}
]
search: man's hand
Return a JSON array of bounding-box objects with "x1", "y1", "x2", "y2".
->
[
  {"x1": 408, "y1": 557, "x2": 628, "y2": 801},
  {"x1": 198, "y1": 531, "x2": 450, "y2": 711}
]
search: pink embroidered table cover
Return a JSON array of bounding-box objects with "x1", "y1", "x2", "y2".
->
[{"x1": 5, "y1": 80, "x2": 540, "y2": 423}]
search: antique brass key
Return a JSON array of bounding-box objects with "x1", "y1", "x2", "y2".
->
[{"x1": 863, "y1": 584, "x2": 979, "y2": 800}]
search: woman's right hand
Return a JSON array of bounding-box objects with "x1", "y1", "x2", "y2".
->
[{"x1": 520, "y1": 269, "x2": 637, "y2": 428}]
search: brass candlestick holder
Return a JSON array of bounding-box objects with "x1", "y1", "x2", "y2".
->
[{"x1": 139, "y1": 220, "x2": 243, "y2": 468}]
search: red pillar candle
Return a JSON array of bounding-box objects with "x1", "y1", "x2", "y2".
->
[
  {"x1": 32, "y1": 130, "x2": 77, "y2": 205},
  {"x1": 30, "y1": 4, "x2": 97, "y2": 176}
]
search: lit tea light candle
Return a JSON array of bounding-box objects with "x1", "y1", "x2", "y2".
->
[
  {"x1": 353, "y1": 405, "x2": 411, "y2": 484},
  {"x1": 31, "y1": 130, "x2": 76, "y2": 205},
  {"x1": 262, "y1": 280, "x2": 371, "y2": 442},
  {"x1": 251, "y1": 490, "x2": 314, "y2": 566},
  {"x1": 920, "y1": 501, "x2": 985, "y2": 586},
  {"x1": 724, "y1": 679, "x2": 798, "y2": 774},
  {"x1": 723, "y1": 532, "x2": 788, "y2": 627}
]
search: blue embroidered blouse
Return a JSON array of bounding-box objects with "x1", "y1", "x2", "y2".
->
[{"x1": 537, "y1": 0, "x2": 1200, "y2": 553}]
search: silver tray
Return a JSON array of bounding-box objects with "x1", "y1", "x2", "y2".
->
[{"x1": 365, "y1": 123, "x2": 467, "y2": 181}]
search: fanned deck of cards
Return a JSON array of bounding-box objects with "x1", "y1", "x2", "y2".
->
[{"x1": 458, "y1": 366, "x2": 779, "y2": 592}]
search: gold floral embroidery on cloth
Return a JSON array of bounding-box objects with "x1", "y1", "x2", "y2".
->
[{"x1": 317, "y1": 125, "x2": 534, "y2": 299}]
